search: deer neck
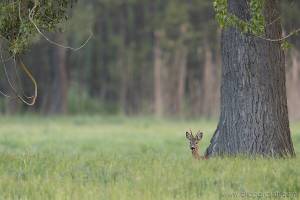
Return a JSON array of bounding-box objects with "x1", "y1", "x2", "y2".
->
[{"x1": 192, "y1": 147, "x2": 201, "y2": 160}]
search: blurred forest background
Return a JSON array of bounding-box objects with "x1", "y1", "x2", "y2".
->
[{"x1": 1, "y1": 0, "x2": 300, "y2": 119}]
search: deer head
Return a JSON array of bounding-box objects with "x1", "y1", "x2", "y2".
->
[{"x1": 186, "y1": 130, "x2": 204, "y2": 160}]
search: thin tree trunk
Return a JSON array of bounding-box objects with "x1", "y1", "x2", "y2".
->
[
  {"x1": 286, "y1": 50, "x2": 300, "y2": 120},
  {"x1": 89, "y1": 42, "x2": 100, "y2": 97},
  {"x1": 154, "y1": 31, "x2": 163, "y2": 117},
  {"x1": 201, "y1": 44, "x2": 214, "y2": 118},
  {"x1": 47, "y1": 34, "x2": 68, "y2": 114},
  {"x1": 120, "y1": 52, "x2": 129, "y2": 114},
  {"x1": 206, "y1": 0, "x2": 295, "y2": 157},
  {"x1": 175, "y1": 45, "x2": 187, "y2": 115},
  {"x1": 5, "y1": 60, "x2": 21, "y2": 114},
  {"x1": 57, "y1": 38, "x2": 68, "y2": 114}
]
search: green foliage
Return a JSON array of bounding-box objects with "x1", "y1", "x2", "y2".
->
[
  {"x1": 0, "y1": 0, "x2": 76, "y2": 54},
  {"x1": 213, "y1": 0, "x2": 265, "y2": 35},
  {"x1": 0, "y1": 117, "x2": 299, "y2": 199},
  {"x1": 281, "y1": 40, "x2": 293, "y2": 50}
]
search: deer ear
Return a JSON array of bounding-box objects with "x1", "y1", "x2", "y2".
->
[
  {"x1": 186, "y1": 132, "x2": 192, "y2": 140},
  {"x1": 195, "y1": 132, "x2": 203, "y2": 141}
]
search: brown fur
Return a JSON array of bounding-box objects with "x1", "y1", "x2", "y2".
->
[{"x1": 186, "y1": 130, "x2": 207, "y2": 160}]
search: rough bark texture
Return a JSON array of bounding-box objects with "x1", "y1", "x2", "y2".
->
[{"x1": 206, "y1": 0, "x2": 295, "y2": 157}]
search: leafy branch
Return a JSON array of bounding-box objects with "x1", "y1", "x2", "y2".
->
[
  {"x1": 0, "y1": 0, "x2": 77, "y2": 55},
  {"x1": 213, "y1": 0, "x2": 300, "y2": 44}
]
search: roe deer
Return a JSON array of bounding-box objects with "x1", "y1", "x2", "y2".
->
[{"x1": 185, "y1": 130, "x2": 207, "y2": 160}]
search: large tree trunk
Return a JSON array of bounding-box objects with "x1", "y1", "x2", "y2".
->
[{"x1": 206, "y1": 0, "x2": 295, "y2": 157}]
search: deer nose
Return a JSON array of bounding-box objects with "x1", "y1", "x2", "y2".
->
[{"x1": 191, "y1": 147, "x2": 195, "y2": 150}]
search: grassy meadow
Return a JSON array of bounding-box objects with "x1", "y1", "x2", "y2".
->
[{"x1": 0, "y1": 116, "x2": 299, "y2": 200}]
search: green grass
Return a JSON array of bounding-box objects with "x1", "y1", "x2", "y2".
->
[{"x1": 0, "y1": 116, "x2": 299, "y2": 200}]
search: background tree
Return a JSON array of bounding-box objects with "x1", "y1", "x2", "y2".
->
[{"x1": 0, "y1": 0, "x2": 300, "y2": 121}]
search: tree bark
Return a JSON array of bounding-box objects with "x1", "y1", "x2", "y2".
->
[{"x1": 206, "y1": 0, "x2": 295, "y2": 157}]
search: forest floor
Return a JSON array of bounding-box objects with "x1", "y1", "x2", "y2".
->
[{"x1": 0, "y1": 116, "x2": 299, "y2": 200}]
